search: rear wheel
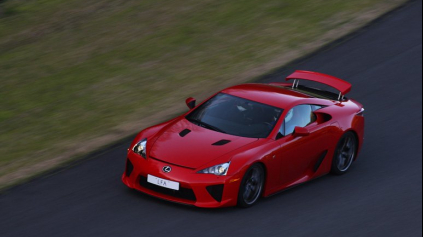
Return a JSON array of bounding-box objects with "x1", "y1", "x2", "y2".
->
[
  {"x1": 331, "y1": 132, "x2": 357, "y2": 175},
  {"x1": 238, "y1": 164, "x2": 265, "y2": 208}
]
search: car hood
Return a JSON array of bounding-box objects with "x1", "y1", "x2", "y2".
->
[{"x1": 150, "y1": 118, "x2": 258, "y2": 169}]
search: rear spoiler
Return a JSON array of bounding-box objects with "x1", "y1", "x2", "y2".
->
[{"x1": 286, "y1": 70, "x2": 352, "y2": 101}]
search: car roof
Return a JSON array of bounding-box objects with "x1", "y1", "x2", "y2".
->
[{"x1": 221, "y1": 83, "x2": 319, "y2": 109}]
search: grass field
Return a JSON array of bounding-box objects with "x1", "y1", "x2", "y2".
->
[{"x1": 0, "y1": 0, "x2": 407, "y2": 189}]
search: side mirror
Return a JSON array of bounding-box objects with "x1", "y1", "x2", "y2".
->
[
  {"x1": 186, "y1": 97, "x2": 196, "y2": 110},
  {"x1": 293, "y1": 127, "x2": 310, "y2": 137}
]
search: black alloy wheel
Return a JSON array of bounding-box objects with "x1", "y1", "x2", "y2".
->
[
  {"x1": 238, "y1": 164, "x2": 265, "y2": 208},
  {"x1": 331, "y1": 132, "x2": 358, "y2": 175}
]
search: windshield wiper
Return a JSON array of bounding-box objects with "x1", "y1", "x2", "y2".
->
[{"x1": 186, "y1": 117, "x2": 227, "y2": 134}]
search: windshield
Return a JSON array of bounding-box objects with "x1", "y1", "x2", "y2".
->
[{"x1": 186, "y1": 93, "x2": 283, "y2": 138}]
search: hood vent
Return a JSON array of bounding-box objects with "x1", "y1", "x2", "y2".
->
[
  {"x1": 179, "y1": 129, "x2": 191, "y2": 137},
  {"x1": 212, "y1": 140, "x2": 231, "y2": 146}
]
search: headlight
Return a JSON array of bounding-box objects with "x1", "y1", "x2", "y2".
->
[
  {"x1": 132, "y1": 139, "x2": 147, "y2": 158},
  {"x1": 197, "y1": 163, "x2": 230, "y2": 176}
]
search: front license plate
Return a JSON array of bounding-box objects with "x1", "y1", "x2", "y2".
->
[{"x1": 147, "y1": 175, "x2": 180, "y2": 191}]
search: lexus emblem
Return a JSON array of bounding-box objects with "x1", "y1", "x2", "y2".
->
[{"x1": 163, "y1": 166, "x2": 172, "y2": 173}]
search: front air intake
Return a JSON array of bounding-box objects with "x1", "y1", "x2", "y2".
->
[
  {"x1": 125, "y1": 159, "x2": 134, "y2": 177},
  {"x1": 206, "y1": 184, "x2": 224, "y2": 202}
]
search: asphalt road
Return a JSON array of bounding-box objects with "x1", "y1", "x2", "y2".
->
[{"x1": 1, "y1": 1, "x2": 421, "y2": 236}]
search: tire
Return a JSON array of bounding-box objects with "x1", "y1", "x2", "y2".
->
[
  {"x1": 238, "y1": 164, "x2": 265, "y2": 208},
  {"x1": 331, "y1": 132, "x2": 358, "y2": 175}
]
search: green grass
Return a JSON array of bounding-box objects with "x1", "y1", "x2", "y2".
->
[{"x1": 0, "y1": 0, "x2": 406, "y2": 185}]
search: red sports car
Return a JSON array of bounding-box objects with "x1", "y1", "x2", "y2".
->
[{"x1": 122, "y1": 70, "x2": 365, "y2": 208}]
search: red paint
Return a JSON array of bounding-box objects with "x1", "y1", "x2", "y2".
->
[{"x1": 122, "y1": 71, "x2": 365, "y2": 208}]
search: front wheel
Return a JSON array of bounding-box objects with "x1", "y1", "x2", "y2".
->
[
  {"x1": 238, "y1": 164, "x2": 265, "y2": 208},
  {"x1": 331, "y1": 132, "x2": 358, "y2": 175}
]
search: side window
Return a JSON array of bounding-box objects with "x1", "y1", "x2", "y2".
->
[
  {"x1": 311, "y1": 105, "x2": 324, "y2": 111},
  {"x1": 279, "y1": 105, "x2": 314, "y2": 137}
]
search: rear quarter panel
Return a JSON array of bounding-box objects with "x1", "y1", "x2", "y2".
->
[{"x1": 321, "y1": 100, "x2": 365, "y2": 156}]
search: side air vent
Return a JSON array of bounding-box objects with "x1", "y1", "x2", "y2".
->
[
  {"x1": 179, "y1": 129, "x2": 191, "y2": 137},
  {"x1": 212, "y1": 140, "x2": 231, "y2": 146},
  {"x1": 316, "y1": 112, "x2": 332, "y2": 124},
  {"x1": 314, "y1": 150, "x2": 328, "y2": 172}
]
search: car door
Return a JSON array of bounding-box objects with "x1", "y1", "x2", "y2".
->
[{"x1": 274, "y1": 105, "x2": 330, "y2": 187}]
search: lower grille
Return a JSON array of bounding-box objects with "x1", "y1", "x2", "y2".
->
[
  {"x1": 126, "y1": 159, "x2": 134, "y2": 177},
  {"x1": 206, "y1": 184, "x2": 224, "y2": 202},
  {"x1": 139, "y1": 176, "x2": 196, "y2": 202}
]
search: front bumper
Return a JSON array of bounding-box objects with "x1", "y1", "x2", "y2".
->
[{"x1": 122, "y1": 152, "x2": 242, "y2": 208}]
